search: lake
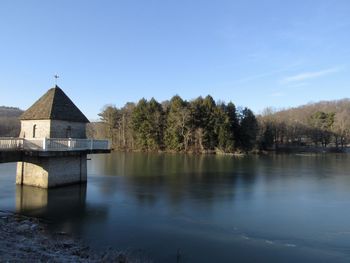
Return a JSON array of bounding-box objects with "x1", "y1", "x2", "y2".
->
[{"x1": 1, "y1": 152, "x2": 350, "y2": 262}]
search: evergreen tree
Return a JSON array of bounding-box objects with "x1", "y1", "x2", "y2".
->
[
  {"x1": 215, "y1": 105, "x2": 231, "y2": 152},
  {"x1": 201, "y1": 95, "x2": 217, "y2": 150},
  {"x1": 225, "y1": 102, "x2": 238, "y2": 151},
  {"x1": 164, "y1": 96, "x2": 191, "y2": 151},
  {"x1": 238, "y1": 108, "x2": 258, "y2": 151},
  {"x1": 132, "y1": 98, "x2": 150, "y2": 150},
  {"x1": 309, "y1": 111, "x2": 335, "y2": 147},
  {"x1": 148, "y1": 98, "x2": 164, "y2": 150},
  {"x1": 131, "y1": 98, "x2": 164, "y2": 151},
  {"x1": 189, "y1": 97, "x2": 205, "y2": 152},
  {"x1": 188, "y1": 96, "x2": 217, "y2": 151},
  {"x1": 215, "y1": 102, "x2": 237, "y2": 152}
]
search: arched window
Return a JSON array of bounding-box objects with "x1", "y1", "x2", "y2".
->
[
  {"x1": 66, "y1": 126, "x2": 72, "y2": 138},
  {"x1": 33, "y1": 125, "x2": 37, "y2": 138}
]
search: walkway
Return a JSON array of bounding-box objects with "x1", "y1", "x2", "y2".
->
[{"x1": 0, "y1": 138, "x2": 110, "y2": 163}]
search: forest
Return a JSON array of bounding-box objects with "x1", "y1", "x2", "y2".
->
[
  {"x1": 258, "y1": 99, "x2": 350, "y2": 151},
  {"x1": 90, "y1": 97, "x2": 350, "y2": 153},
  {"x1": 2, "y1": 98, "x2": 350, "y2": 153},
  {"x1": 90, "y1": 95, "x2": 258, "y2": 153}
]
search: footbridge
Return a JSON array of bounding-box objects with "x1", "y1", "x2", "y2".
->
[
  {"x1": 0, "y1": 137, "x2": 110, "y2": 188},
  {"x1": 0, "y1": 138, "x2": 110, "y2": 163}
]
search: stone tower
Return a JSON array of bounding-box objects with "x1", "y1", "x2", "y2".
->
[
  {"x1": 19, "y1": 86, "x2": 89, "y2": 139},
  {"x1": 16, "y1": 86, "x2": 91, "y2": 188}
]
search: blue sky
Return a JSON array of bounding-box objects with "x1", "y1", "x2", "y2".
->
[{"x1": 0, "y1": 0, "x2": 349, "y2": 120}]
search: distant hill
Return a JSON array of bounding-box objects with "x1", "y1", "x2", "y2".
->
[
  {"x1": 258, "y1": 99, "x2": 350, "y2": 149},
  {"x1": 0, "y1": 106, "x2": 23, "y2": 137},
  {"x1": 260, "y1": 98, "x2": 350, "y2": 122},
  {"x1": 0, "y1": 106, "x2": 23, "y2": 117}
]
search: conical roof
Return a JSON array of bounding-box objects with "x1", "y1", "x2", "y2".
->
[{"x1": 20, "y1": 86, "x2": 90, "y2": 123}]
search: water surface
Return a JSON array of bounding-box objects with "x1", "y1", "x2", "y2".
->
[{"x1": 1, "y1": 153, "x2": 350, "y2": 262}]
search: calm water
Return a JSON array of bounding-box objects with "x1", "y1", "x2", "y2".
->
[{"x1": 1, "y1": 153, "x2": 350, "y2": 262}]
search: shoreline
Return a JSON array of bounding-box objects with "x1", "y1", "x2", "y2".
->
[
  {"x1": 0, "y1": 210, "x2": 147, "y2": 263},
  {"x1": 108, "y1": 146, "x2": 349, "y2": 155}
]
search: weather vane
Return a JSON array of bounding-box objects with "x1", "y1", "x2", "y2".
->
[{"x1": 54, "y1": 74, "x2": 59, "y2": 85}]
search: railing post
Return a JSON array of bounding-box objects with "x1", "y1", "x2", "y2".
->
[
  {"x1": 19, "y1": 138, "x2": 24, "y2": 150},
  {"x1": 43, "y1": 138, "x2": 47, "y2": 151},
  {"x1": 22, "y1": 139, "x2": 26, "y2": 150},
  {"x1": 90, "y1": 139, "x2": 93, "y2": 150}
]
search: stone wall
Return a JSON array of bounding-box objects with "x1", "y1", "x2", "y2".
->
[
  {"x1": 50, "y1": 120, "x2": 86, "y2": 139},
  {"x1": 19, "y1": 120, "x2": 86, "y2": 139},
  {"x1": 20, "y1": 120, "x2": 50, "y2": 138}
]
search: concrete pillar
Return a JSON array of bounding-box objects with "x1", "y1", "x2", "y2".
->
[{"x1": 16, "y1": 154, "x2": 87, "y2": 188}]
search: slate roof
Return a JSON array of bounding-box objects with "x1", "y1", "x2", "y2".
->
[{"x1": 20, "y1": 86, "x2": 90, "y2": 123}]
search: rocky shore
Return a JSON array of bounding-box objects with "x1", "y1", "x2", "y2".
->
[{"x1": 0, "y1": 211, "x2": 146, "y2": 263}]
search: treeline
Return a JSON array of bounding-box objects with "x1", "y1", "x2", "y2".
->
[
  {"x1": 2, "y1": 97, "x2": 348, "y2": 152},
  {"x1": 0, "y1": 106, "x2": 22, "y2": 137},
  {"x1": 258, "y1": 99, "x2": 350, "y2": 150},
  {"x1": 93, "y1": 95, "x2": 258, "y2": 153}
]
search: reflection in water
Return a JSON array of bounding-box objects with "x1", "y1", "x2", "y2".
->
[
  {"x1": 87, "y1": 153, "x2": 350, "y2": 262},
  {"x1": 2, "y1": 153, "x2": 350, "y2": 262},
  {"x1": 90, "y1": 153, "x2": 252, "y2": 208},
  {"x1": 16, "y1": 184, "x2": 108, "y2": 235},
  {"x1": 16, "y1": 184, "x2": 87, "y2": 218}
]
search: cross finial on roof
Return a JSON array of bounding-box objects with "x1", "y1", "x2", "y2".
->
[{"x1": 54, "y1": 74, "x2": 59, "y2": 85}]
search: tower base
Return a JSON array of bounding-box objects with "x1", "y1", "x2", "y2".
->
[{"x1": 16, "y1": 154, "x2": 87, "y2": 188}]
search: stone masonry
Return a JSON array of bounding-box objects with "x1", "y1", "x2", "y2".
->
[
  {"x1": 20, "y1": 120, "x2": 86, "y2": 139},
  {"x1": 16, "y1": 155, "x2": 87, "y2": 188},
  {"x1": 16, "y1": 86, "x2": 90, "y2": 188}
]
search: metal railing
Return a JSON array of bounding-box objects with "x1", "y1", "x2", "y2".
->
[
  {"x1": 0, "y1": 138, "x2": 110, "y2": 151},
  {"x1": 0, "y1": 138, "x2": 24, "y2": 150}
]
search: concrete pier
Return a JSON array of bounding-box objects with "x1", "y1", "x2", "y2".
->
[{"x1": 16, "y1": 154, "x2": 87, "y2": 188}]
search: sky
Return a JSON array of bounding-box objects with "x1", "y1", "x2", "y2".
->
[{"x1": 0, "y1": 0, "x2": 349, "y2": 120}]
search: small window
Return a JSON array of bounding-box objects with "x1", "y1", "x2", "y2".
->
[
  {"x1": 33, "y1": 125, "x2": 37, "y2": 138},
  {"x1": 66, "y1": 126, "x2": 72, "y2": 138}
]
